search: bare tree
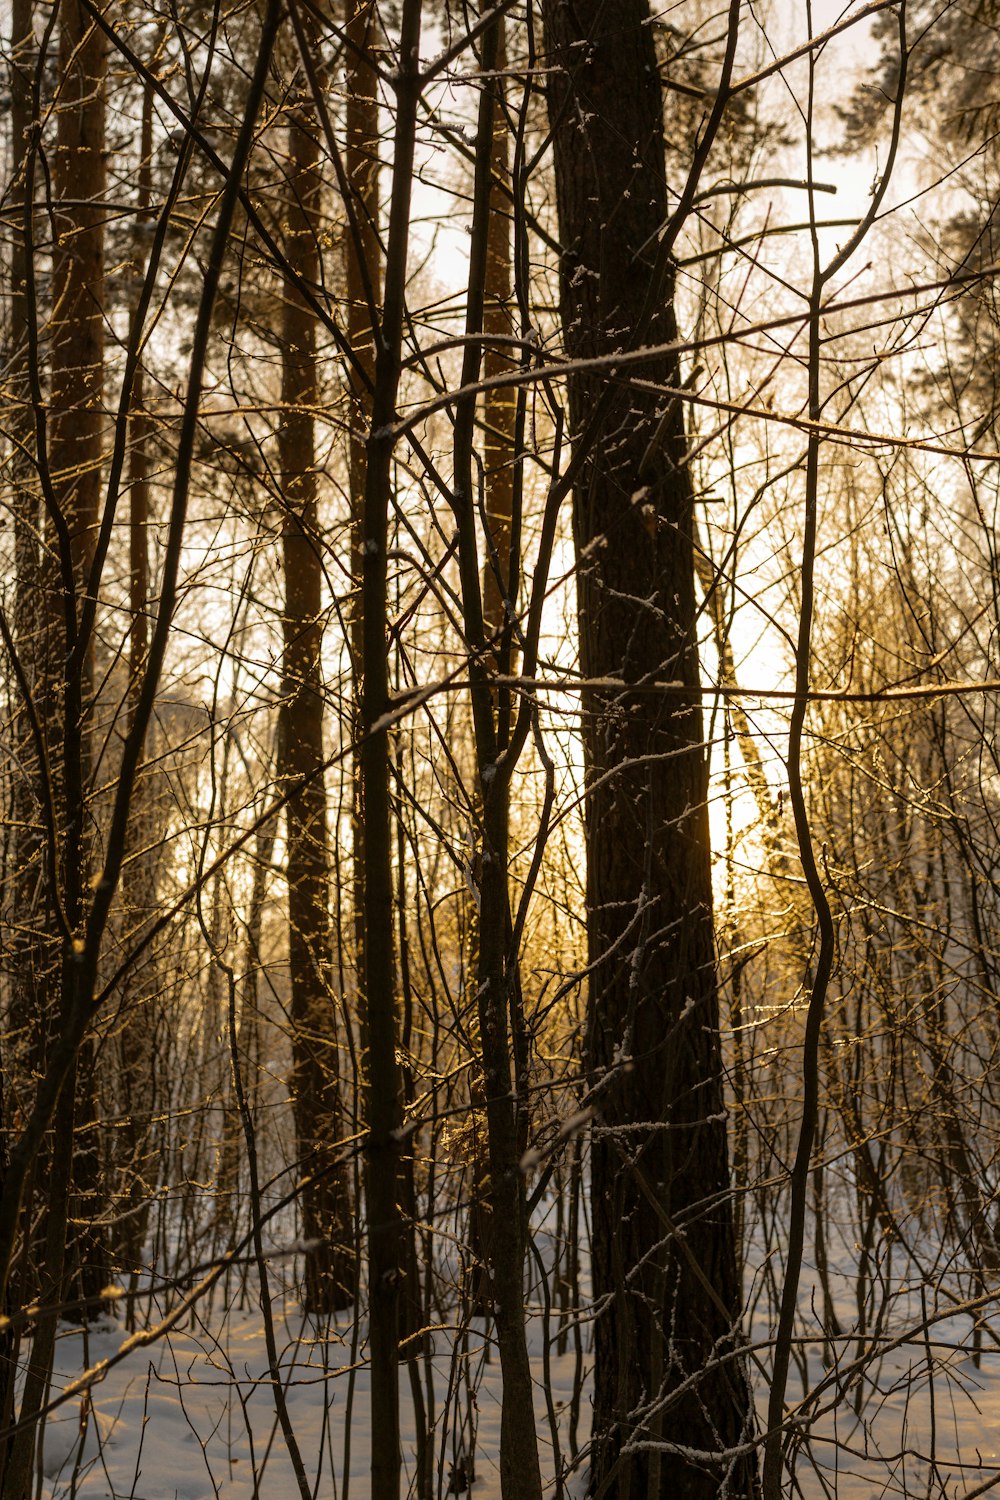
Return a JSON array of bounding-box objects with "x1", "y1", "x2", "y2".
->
[
  {"x1": 277, "y1": 9, "x2": 355, "y2": 1315},
  {"x1": 541, "y1": 3, "x2": 758, "y2": 1495},
  {"x1": 358, "y1": 5, "x2": 423, "y2": 1495}
]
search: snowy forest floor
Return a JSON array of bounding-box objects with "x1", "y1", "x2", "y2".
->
[
  {"x1": 34, "y1": 1293, "x2": 589, "y2": 1500},
  {"x1": 23, "y1": 1227, "x2": 1000, "y2": 1498}
]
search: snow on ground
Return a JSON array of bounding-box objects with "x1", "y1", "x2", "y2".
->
[
  {"x1": 35, "y1": 1293, "x2": 590, "y2": 1500},
  {"x1": 771, "y1": 1310, "x2": 1000, "y2": 1498},
  {"x1": 25, "y1": 1222, "x2": 1000, "y2": 1498},
  {"x1": 747, "y1": 1238, "x2": 1000, "y2": 1499}
]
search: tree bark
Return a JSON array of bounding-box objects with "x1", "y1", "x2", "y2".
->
[
  {"x1": 466, "y1": 9, "x2": 518, "y2": 1316},
  {"x1": 451, "y1": 16, "x2": 542, "y2": 1498},
  {"x1": 114, "y1": 74, "x2": 157, "y2": 1314},
  {"x1": 343, "y1": 0, "x2": 421, "y2": 1355},
  {"x1": 345, "y1": 0, "x2": 380, "y2": 1010},
  {"x1": 278, "y1": 26, "x2": 356, "y2": 1316},
  {"x1": 360, "y1": 5, "x2": 422, "y2": 1496},
  {"x1": 541, "y1": 5, "x2": 758, "y2": 1497},
  {"x1": 481, "y1": 18, "x2": 517, "y2": 670},
  {"x1": 47, "y1": 0, "x2": 109, "y2": 1316}
]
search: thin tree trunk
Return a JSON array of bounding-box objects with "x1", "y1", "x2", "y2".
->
[
  {"x1": 216, "y1": 820, "x2": 274, "y2": 1255},
  {"x1": 4, "y1": 0, "x2": 61, "y2": 1360},
  {"x1": 343, "y1": 0, "x2": 421, "y2": 1351},
  {"x1": 48, "y1": 0, "x2": 109, "y2": 1318},
  {"x1": 481, "y1": 18, "x2": 517, "y2": 671},
  {"x1": 278, "y1": 29, "x2": 356, "y2": 1316},
  {"x1": 467, "y1": 13, "x2": 518, "y2": 1316},
  {"x1": 361, "y1": 6, "x2": 422, "y2": 1496},
  {"x1": 114, "y1": 75, "x2": 157, "y2": 1310},
  {"x1": 542, "y1": 6, "x2": 758, "y2": 1497},
  {"x1": 3, "y1": 12, "x2": 41, "y2": 1413},
  {"x1": 7, "y1": 0, "x2": 42, "y2": 1054},
  {"x1": 452, "y1": 17, "x2": 542, "y2": 1497},
  {"x1": 345, "y1": 0, "x2": 381, "y2": 1010}
]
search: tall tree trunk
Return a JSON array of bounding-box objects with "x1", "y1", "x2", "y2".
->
[
  {"x1": 7, "y1": 0, "x2": 41, "y2": 1046},
  {"x1": 114, "y1": 75, "x2": 157, "y2": 1309},
  {"x1": 466, "y1": 12, "x2": 518, "y2": 1314},
  {"x1": 343, "y1": 19, "x2": 431, "y2": 1358},
  {"x1": 5, "y1": 4, "x2": 107, "y2": 1492},
  {"x1": 0, "y1": 13, "x2": 38, "y2": 1464},
  {"x1": 360, "y1": 5, "x2": 422, "y2": 1496},
  {"x1": 5, "y1": 0, "x2": 58, "y2": 1342},
  {"x1": 452, "y1": 17, "x2": 542, "y2": 1498},
  {"x1": 542, "y1": 6, "x2": 758, "y2": 1498},
  {"x1": 278, "y1": 27, "x2": 356, "y2": 1317},
  {"x1": 345, "y1": 0, "x2": 380, "y2": 1006},
  {"x1": 481, "y1": 18, "x2": 517, "y2": 671},
  {"x1": 50, "y1": 0, "x2": 109, "y2": 1328}
]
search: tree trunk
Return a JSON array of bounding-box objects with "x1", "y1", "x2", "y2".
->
[
  {"x1": 345, "y1": 0, "x2": 380, "y2": 1008},
  {"x1": 343, "y1": 0, "x2": 421, "y2": 1353},
  {"x1": 360, "y1": 6, "x2": 422, "y2": 1496},
  {"x1": 541, "y1": 5, "x2": 758, "y2": 1497},
  {"x1": 466, "y1": 12, "x2": 518, "y2": 1317},
  {"x1": 47, "y1": 0, "x2": 109, "y2": 1318},
  {"x1": 278, "y1": 31, "x2": 356, "y2": 1316},
  {"x1": 451, "y1": 17, "x2": 542, "y2": 1497},
  {"x1": 113, "y1": 75, "x2": 157, "y2": 1315},
  {"x1": 481, "y1": 18, "x2": 517, "y2": 672}
]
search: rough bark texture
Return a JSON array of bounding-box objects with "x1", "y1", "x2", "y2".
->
[
  {"x1": 467, "y1": 12, "x2": 517, "y2": 1315},
  {"x1": 542, "y1": 5, "x2": 758, "y2": 1498},
  {"x1": 474, "y1": 796, "x2": 543, "y2": 1500},
  {"x1": 345, "y1": 0, "x2": 380, "y2": 997},
  {"x1": 361, "y1": 6, "x2": 423, "y2": 1495},
  {"x1": 344, "y1": 0, "x2": 425, "y2": 1365},
  {"x1": 278, "y1": 71, "x2": 355, "y2": 1314},
  {"x1": 114, "y1": 76, "x2": 157, "y2": 1312},
  {"x1": 455, "y1": 20, "x2": 542, "y2": 1497},
  {"x1": 481, "y1": 17, "x2": 517, "y2": 663}
]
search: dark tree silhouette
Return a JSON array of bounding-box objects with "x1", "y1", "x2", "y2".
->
[{"x1": 542, "y1": 4, "x2": 758, "y2": 1495}]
